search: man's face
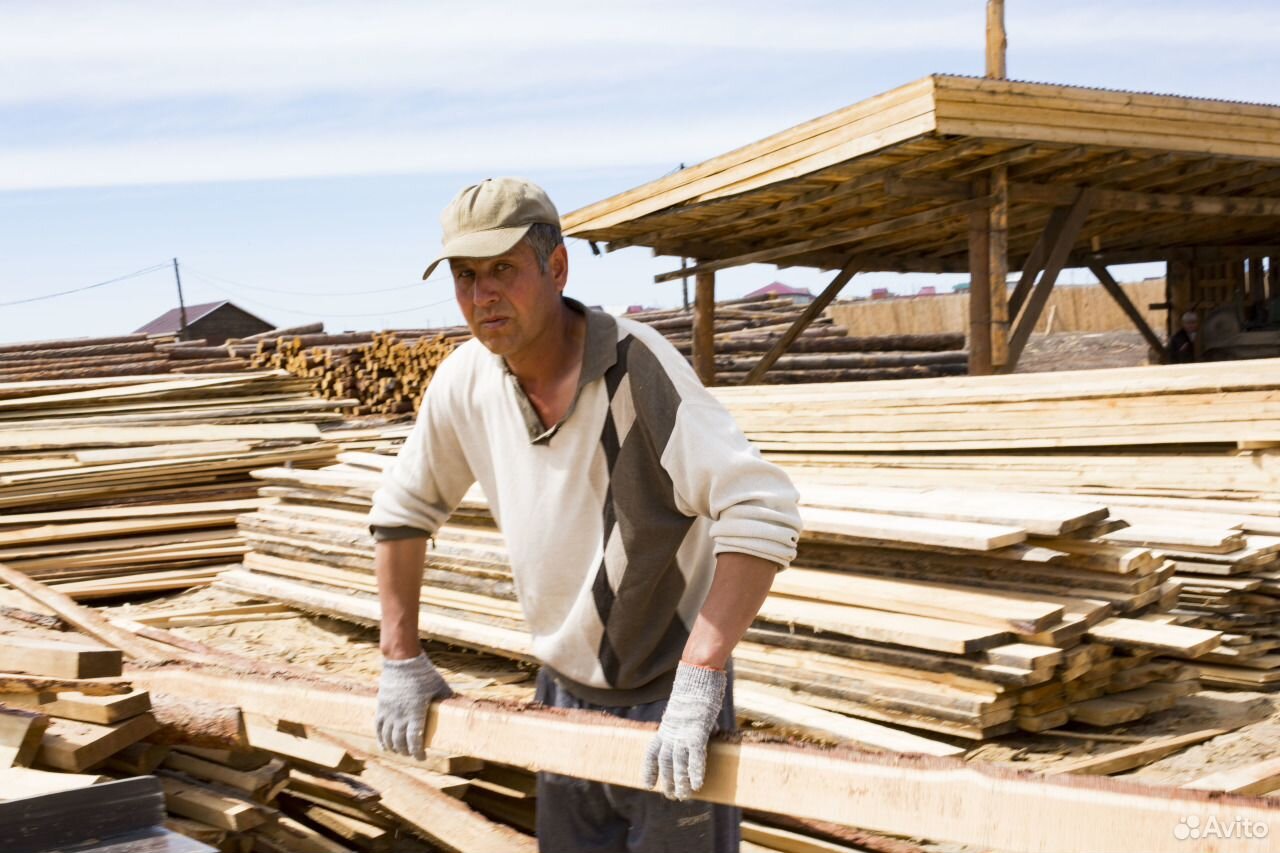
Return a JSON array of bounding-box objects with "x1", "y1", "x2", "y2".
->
[
  {"x1": 450, "y1": 238, "x2": 569, "y2": 359},
  {"x1": 1183, "y1": 316, "x2": 1199, "y2": 334}
]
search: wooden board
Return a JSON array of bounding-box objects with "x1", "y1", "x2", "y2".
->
[
  {"x1": 36, "y1": 712, "x2": 160, "y2": 771},
  {"x1": 130, "y1": 665, "x2": 1280, "y2": 853},
  {"x1": 0, "y1": 635, "x2": 122, "y2": 679}
]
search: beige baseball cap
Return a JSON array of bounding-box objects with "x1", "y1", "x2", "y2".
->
[{"x1": 422, "y1": 177, "x2": 561, "y2": 280}]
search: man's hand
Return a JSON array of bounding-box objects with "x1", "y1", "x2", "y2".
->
[
  {"x1": 642, "y1": 662, "x2": 726, "y2": 800},
  {"x1": 375, "y1": 653, "x2": 453, "y2": 760}
]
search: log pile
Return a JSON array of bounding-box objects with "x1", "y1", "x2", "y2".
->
[
  {"x1": 0, "y1": 373, "x2": 350, "y2": 601},
  {"x1": 241, "y1": 329, "x2": 469, "y2": 417},
  {"x1": 714, "y1": 359, "x2": 1280, "y2": 692},
  {"x1": 627, "y1": 295, "x2": 968, "y2": 384},
  {"x1": 0, "y1": 334, "x2": 252, "y2": 382},
  {"x1": 223, "y1": 451, "x2": 1225, "y2": 745}
]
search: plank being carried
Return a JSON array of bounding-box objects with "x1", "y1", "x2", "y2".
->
[{"x1": 130, "y1": 665, "x2": 1280, "y2": 853}]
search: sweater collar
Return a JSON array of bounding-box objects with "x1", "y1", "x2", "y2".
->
[{"x1": 505, "y1": 296, "x2": 618, "y2": 444}]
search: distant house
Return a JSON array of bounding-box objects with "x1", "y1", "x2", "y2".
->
[
  {"x1": 870, "y1": 287, "x2": 891, "y2": 300},
  {"x1": 917, "y1": 286, "x2": 937, "y2": 297},
  {"x1": 134, "y1": 300, "x2": 273, "y2": 345},
  {"x1": 744, "y1": 281, "x2": 815, "y2": 305}
]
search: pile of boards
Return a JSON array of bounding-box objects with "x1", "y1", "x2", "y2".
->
[
  {"x1": 0, "y1": 372, "x2": 351, "y2": 601},
  {"x1": 0, "y1": 573, "x2": 890, "y2": 853},
  {"x1": 714, "y1": 358, "x2": 1280, "y2": 692},
  {"x1": 629, "y1": 294, "x2": 967, "y2": 384},
  {"x1": 0, "y1": 334, "x2": 250, "y2": 382},
  {"x1": 223, "y1": 450, "x2": 1226, "y2": 746}
]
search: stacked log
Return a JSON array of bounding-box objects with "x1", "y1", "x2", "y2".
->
[
  {"x1": 223, "y1": 452, "x2": 1221, "y2": 746},
  {"x1": 0, "y1": 335, "x2": 251, "y2": 382},
  {"x1": 0, "y1": 373, "x2": 349, "y2": 600},
  {"x1": 627, "y1": 295, "x2": 967, "y2": 384},
  {"x1": 243, "y1": 330, "x2": 467, "y2": 416}
]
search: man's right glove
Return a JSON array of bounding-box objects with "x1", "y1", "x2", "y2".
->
[{"x1": 375, "y1": 653, "x2": 453, "y2": 759}]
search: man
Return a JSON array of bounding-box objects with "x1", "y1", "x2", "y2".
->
[
  {"x1": 367, "y1": 177, "x2": 801, "y2": 853},
  {"x1": 1170, "y1": 310, "x2": 1199, "y2": 363}
]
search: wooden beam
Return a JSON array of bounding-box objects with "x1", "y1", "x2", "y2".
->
[
  {"x1": 1012, "y1": 182, "x2": 1280, "y2": 217},
  {"x1": 742, "y1": 259, "x2": 860, "y2": 385},
  {"x1": 968, "y1": 176, "x2": 992, "y2": 374},
  {"x1": 692, "y1": 269, "x2": 716, "y2": 385},
  {"x1": 1004, "y1": 190, "x2": 1094, "y2": 371},
  {"x1": 0, "y1": 562, "x2": 169, "y2": 663},
  {"x1": 1052, "y1": 728, "x2": 1226, "y2": 776},
  {"x1": 989, "y1": 166, "x2": 1010, "y2": 368},
  {"x1": 1086, "y1": 262, "x2": 1169, "y2": 360},
  {"x1": 132, "y1": 665, "x2": 1280, "y2": 853},
  {"x1": 1009, "y1": 206, "x2": 1069, "y2": 318},
  {"x1": 652, "y1": 199, "x2": 988, "y2": 283},
  {"x1": 986, "y1": 0, "x2": 1007, "y2": 78}
]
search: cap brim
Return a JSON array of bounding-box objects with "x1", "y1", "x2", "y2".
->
[{"x1": 422, "y1": 224, "x2": 533, "y2": 280}]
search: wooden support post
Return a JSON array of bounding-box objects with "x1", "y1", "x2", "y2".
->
[
  {"x1": 988, "y1": 166, "x2": 1010, "y2": 369},
  {"x1": 1009, "y1": 206, "x2": 1069, "y2": 319},
  {"x1": 692, "y1": 269, "x2": 716, "y2": 386},
  {"x1": 743, "y1": 258, "x2": 860, "y2": 385},
  {"x1": 1004, "y1": 190, "x2": 1094, "y2": 372},
  {"x1": 1269, "y1": 256, "x2": 1280, "y2": 303},
  {"x1": 986, "y1": 0, "x2": 1007, "y2": 78},
  {"x1": 967, "y1": 176, "x2": 992, "y2": 375},
  {"x1": 1086, "y1": 262, "x2": 1169, "y2": 362}
]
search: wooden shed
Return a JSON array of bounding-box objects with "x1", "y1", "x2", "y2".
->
[{"x1": 563, "y1": 74, "x2": 1280, "y2": 381}]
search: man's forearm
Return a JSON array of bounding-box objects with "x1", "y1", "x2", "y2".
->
[
  {"x1": 375, "y1": 537, "x2": 428, "y2": 659},
  {"x1": 680, "y1": 551, "x2": 779, "y2": 670}
]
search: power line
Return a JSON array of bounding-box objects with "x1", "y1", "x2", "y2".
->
[
  {"x1": 182, "y1": 269, "x2": 458, "y2": 318},
  {"x1": 182, "y1": 264, "x2": 452, "y2": 296},
  {"x1": 0, "y1": 262, "x2": 170, "y2": 307}
]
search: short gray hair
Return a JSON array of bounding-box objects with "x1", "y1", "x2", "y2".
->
[{"x1": 524, "y1": 222, "x2": 564, "y2": 272}]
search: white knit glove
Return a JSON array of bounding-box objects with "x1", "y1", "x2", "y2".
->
[
  {"x1": 375, "y1": 654, "x2": 452, "y2": 759},
  {"x1": 642, "y1": 662, "x2": 726, "y2": 800}
]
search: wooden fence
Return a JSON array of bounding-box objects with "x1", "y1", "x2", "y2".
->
[{"x1": 828, "y1": 280, "x2": 1166, "y2": 338}]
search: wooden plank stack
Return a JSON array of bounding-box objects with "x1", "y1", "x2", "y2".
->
[
  {"x1": 0, "y1": 334, "x2": 251, "y2": 382},
  {"x1": 223, "y1": 451, "x2": 1224, "y2": 745},
  {"x1": 713, "y1": 359, "x2": 1280, "y2": 692},
  {"x1": 0, "y1": 373, "x2": 349, "y2": 600}
]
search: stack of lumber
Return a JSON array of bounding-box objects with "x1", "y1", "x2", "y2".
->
[
  {"x1": 0, "y1": 373, "x2": 348, "y2": 600},
  {"x1": 627, "y1": 294, "x2": 967, "y2": 384},
  {"x1": 0, "y1": 566, "x2": 898, "y2": 853},
  {"x1": 222, "y1": 452, "x2": 1224, "y2": 745},
  {"x1": 713, "y1": 359, "x2": 1280, "y2": 691},
  {"x1": 0, "y1": 334, "x2": 251, "y2": 382}
]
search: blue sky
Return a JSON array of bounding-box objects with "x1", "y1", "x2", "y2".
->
[{"x1": 2, "y1": 1, "x2": 1277, "y2": 342}]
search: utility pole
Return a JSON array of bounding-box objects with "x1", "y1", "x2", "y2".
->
[{"x1": 173, "y1": 257, "x2": 189, "y2": 340}]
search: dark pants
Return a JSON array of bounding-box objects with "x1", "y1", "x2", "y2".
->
[{"x1": 533, "y1": 668, "x2": 741, "y2": 853}]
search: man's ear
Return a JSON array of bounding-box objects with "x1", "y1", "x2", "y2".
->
[{"x1": 550, "y1": 243, "x2": 569, "y2": 290}]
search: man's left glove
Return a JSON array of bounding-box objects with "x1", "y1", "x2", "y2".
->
[
  {"x1": 376, "y1": 653, "x2": 453, "y2": 760},
  {"x1": 642, "y1": 662, "x2": 726, "y2": 800}
]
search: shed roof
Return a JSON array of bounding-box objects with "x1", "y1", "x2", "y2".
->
[
  {"x1": 134, "y1": 300, "x2": 267, "y2": 335},
  {"x1": 563, "y1": 74, "x2": 1280, "y2": 278}
]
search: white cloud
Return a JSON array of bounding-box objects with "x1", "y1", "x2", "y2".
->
[
  {"x1": 0, "y1": 114, "x2": 784, "y2": 191},
  {"x1": 2, "y1": 2, "x2": 1275, "y2": 105}
]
